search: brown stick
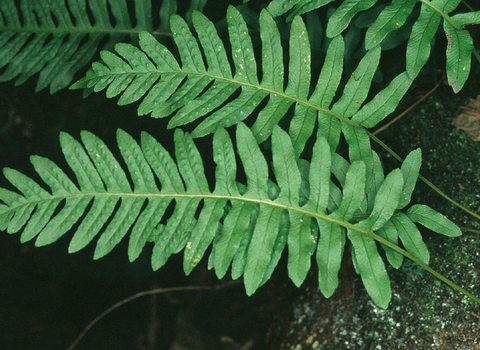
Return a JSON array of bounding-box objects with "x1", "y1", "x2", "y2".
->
[{"x1": 372, "y1": 75, "x2": 445, "y2": 136}]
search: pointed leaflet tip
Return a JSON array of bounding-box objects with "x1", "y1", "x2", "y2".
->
[{"x1": 407, "y1": 204, "x2": 462, "y2": 237}]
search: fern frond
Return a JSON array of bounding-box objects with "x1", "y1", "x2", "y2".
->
[
  {"x1": 72, "y1": 7, "x2": 281, "y2": 140},
  {"x1": 266, "y1": 0, "x2": 478, "y2": 93},
  {"x1": 0, "y1": 0, "x2": 199, "y2": 93},
  {"x1": 72, "y1": 5, "x2": 416, "y2": 162},
  {"x1": 0, "y1": 124, "x2": 461, "y2": 308}
]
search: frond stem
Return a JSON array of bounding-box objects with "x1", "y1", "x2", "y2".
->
[
  {"x1": 461, "y1": 1, "x2": 475, "y2": 12},
  {"x1": 91, "y1": 69, "x2": 359, "y2": 128},
  {"x1": 418, "y1": 0, "x2": 462, "y2": 30},
  {"x1": 458, "y1": 225, "x2": 480, "y2": 234},
  {"x1": 473, "y1": 48, "x2": 480, "y2": 64}
]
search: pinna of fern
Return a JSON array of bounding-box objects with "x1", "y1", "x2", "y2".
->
[{"x1": 0, "y1": 123, "x2": 460, "y2": 308}]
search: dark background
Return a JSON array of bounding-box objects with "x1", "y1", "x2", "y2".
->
[{"x1": 0, "y1": 1, "x2": 479, "y2": 349}]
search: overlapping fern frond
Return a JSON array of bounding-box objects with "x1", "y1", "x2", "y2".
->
[
  {"x1": 0, "y1": 0, "x2": 205, "y2": 93},
  {"x1": 0, "y1": 124, "x2": 460, "y2": 308},
  {"x1": 72, "y1": 6, "x2": 414, "y2": 165},
  {"x1": 267, "y1": 0, "x2": 479, "y2": 92}
]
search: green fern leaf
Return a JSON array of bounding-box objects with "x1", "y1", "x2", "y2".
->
[
  {"x1": 390, "y1": 212, "x2": 430, "y2": 264},
  {"x1": 326, "y1": 0, "x2": 377, "y2": 38},
  {"x1": 310, "y1": 35, "x2": 344, "y2": 111},
  {"x1": 306, "y1": 137, "x2": 331, "y2": 214},
  {"x1": 351, "y1": 72, "x2": 412, "y2": 128},
  {"x1": 398, "y1": 148, "x2": 422, "y2": 210},
  {"x1": 317, "y1": 220, "x2": 345, "y2": 298},
  {"x1": 0, "y1": 0, "x2": 168, "y2": 93},
  {"x1": 348, "y1": 228, "x2": 391, "y2": 308},
  {"x1": 0, "y1": 123, "x2": 464, "y2": 306},
  {"x1": 450, "y1": 11, "x2": 480, "y2": 27},
  {"x1": 406, "y1": 4, "x2": 440, "y2": 78},
  {"x1": 286, "y1": 16, "x2": 313, "y2": 156},
  {"x1": 72, "y1": 6, "x2": 414, "y2": 153},
  {"x1": 360, "y1": 168, "x2": 404, "y2": 231},
  {"x1": 364, "y1": 0, "x2": 417, "y2": 49},
  {"x1": 407, "y1": 204, "x2": 462, "y2": 237},
  {"x1": 443, "y1": 20, "x2": 474, "y2": 93},
  {"x1": 406, "y1": 0, "x2": 466, "y2": 80}
]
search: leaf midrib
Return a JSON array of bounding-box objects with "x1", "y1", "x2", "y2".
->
[
  {"x1": 1, "y1": 189, "x2": 373, "y2": 239},
  {"x1": 2, "y1": 187, "x2": 426, "y2": 280},
  {"x1": 91, "y1": 67, "x2": 360, "y2": 128}
]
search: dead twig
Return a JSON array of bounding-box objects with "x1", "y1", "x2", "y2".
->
[{"x1": 372, "y1": 75, "x2": 445, "y2": 136}]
